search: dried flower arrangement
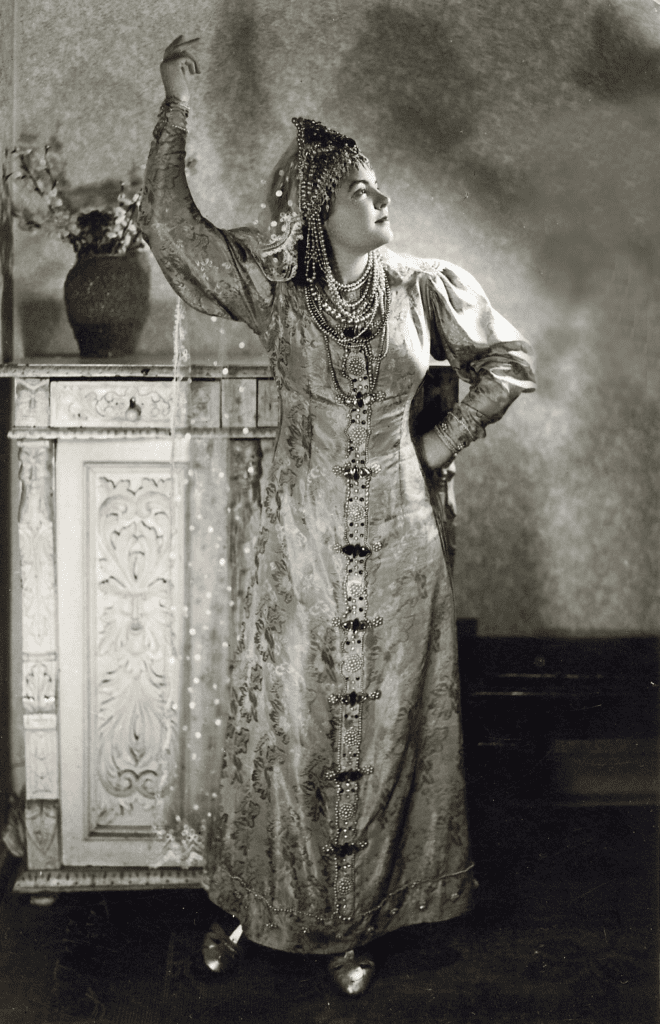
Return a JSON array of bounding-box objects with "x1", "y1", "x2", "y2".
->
[{"x1": 8, "y1": 137, "x2": 146, "y2": 257}]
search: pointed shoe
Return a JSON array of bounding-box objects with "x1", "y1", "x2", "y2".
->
[
  {"x1": 328, "y1": 949, "x2": 376, "y2": 996},
  {"x1": 201, "y1": 921, "x2": 241, "y2": 975}
]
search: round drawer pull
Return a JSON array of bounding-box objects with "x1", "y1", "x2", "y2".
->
[{"x1": 125, "y1": 399, "x2": 142, "y2": 422}]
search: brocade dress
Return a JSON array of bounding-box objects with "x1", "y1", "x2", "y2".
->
[{"x1": 139, "y1": 104, "x2": 536, "y2": 955}]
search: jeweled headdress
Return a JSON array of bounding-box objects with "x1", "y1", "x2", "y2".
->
[{"x1": 256, "y1": 117, "x2": 369, "y2": 283}]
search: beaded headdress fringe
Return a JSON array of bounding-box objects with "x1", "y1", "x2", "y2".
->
[
  {"x1": 292, "y1": 117, "x2": 370, "y2": 284},
  {"x1": 257, "y1": 117, "x2": 370, "y2": 284}
]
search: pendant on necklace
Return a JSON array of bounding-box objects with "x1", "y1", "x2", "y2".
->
[{"x1": 345, "y1": 347, "x2": 368, "y2": 380}]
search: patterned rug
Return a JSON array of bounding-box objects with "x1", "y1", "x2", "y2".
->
[{"x1": 0, "y1": 806, "x2": 656, "y2": 1023}]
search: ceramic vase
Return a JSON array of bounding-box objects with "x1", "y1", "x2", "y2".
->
[{"x1": 64, "y1": 250, "x2": 150, "y2": 358}]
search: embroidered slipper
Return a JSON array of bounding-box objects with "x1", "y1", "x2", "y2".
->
[
  {"x1": 328, "y1": 948, "x2": 376, "y2": 996},
  {"x1": 201, "y1": 921, "x2": 243, "y2": 974}
]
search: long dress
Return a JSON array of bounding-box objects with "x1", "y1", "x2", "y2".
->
[{"x1": 139, "y1": 104, "x2": 535, "y2": 955}]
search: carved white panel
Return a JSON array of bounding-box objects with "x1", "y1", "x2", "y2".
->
[
  {"x1": 23, "y1": 656, "x2": 57, "y2": 713},
  {"x1": 51, "y1": 381, "x2": 219, "y2": 429},
  {"x1": 17, "y1": 442, "x2": 57, "y2": 652},
  {"x1": 14, "y1": 379, "x2": 50, "y2": 427},
  {"x1": 57, "y1": 438, "x2": 188, "y2": 867},
  {"x1": 24, "y1": 714, "x2": 59, "y2": 799},
  {"x1": 89, "y1": 467, "x2": 180, "y2": 835},
  {"x1": 25, "y1": 800, "x2": 60, "y2": 869}
]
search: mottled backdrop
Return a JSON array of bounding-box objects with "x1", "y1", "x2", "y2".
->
[{"x1": 6, "y1": 0, "x2": 660, "y2": 637}]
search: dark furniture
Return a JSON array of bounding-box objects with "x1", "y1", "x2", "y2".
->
[{"x1": 458, "y1": 628, "x2": 659, "y2": 806}]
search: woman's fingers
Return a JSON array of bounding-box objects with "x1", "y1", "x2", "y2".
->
[
  {"x1": 163, "y1": 35, "x2": 200, "y2": 58},
  {"x1": 161, "y1": 50, "x2": 200, "y2": 74}
]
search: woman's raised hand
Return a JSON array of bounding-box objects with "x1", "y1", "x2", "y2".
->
[{"x1": 160, "y1": 35, "x2": 201, "y2": 104}]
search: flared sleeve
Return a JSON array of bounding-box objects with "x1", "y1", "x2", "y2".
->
[
  {"x1": 137, "y1": 101, "x2": 275, "y2": 335},
  {"x1": 420, "y1": 262, "x2": 535, "y2": 451}
]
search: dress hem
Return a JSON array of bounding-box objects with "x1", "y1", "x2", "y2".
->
[{"x1": 204, "y1": 862, "x2": 477, "y2": 955}]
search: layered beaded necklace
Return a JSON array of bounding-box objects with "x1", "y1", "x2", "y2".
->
[{"x1": 305, "y1": 246, "x2": 390, "y2": 407}]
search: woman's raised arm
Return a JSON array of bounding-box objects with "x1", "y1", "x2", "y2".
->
[{"x1": 137, "y1": 36, "x2": 275, "y2": 334}]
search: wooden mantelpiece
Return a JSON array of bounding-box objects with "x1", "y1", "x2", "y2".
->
[
  {"x1": 0, "y1": 360, "x2": 279, "y2": 897},
  {"x1": 0, "y1": 357, "x2": 274, "y2": 377}
]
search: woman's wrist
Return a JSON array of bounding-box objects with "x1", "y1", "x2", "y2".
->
[
  {"x1": 420, "y1": 429, "x2": 455, "y2": 470},
  {"x1": 433, "y1": 421, "x2": 467, "y2": 458},
  {"x1": 153, "y1": 98, "x2": 190, "y2": 142},
  {"x1": 163, "y1": 94, "x2": 190, "y2": 110}
]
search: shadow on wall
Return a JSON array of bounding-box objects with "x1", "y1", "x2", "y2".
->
[
  {"x1": 204, "y1": 1, "x2": 480, "y2": 211},
  {"x1": 18, "y1": 297, "x2": 64, "y2": 356},
  {"x1": 336, "y1": 3, "x2": 482, "y2": 161},
  {"x1": 331, "y1": 1, "x2": 541, "y2": 296},
  {"x1": 336, "y1": 0, "x2": 660, "y2": 285},
  {"x1": 203, "y1": 0, "x2": 275, "y2": 211},
  {"x1": 574, "y1": 0, "x2": 660, "y2": 100}
]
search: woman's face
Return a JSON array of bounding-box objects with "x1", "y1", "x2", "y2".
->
[{"x1": 323, "y1": 162, "x2": 392, "y2": 257}]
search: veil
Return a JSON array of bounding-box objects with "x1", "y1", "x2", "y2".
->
[{"x1": 253, "y1": 137, "x2": 304, "y2": 282}]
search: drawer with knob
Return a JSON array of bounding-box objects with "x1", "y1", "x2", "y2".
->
[{"x1": 49, "y1": 380, "x2": 220, "y2": 429}]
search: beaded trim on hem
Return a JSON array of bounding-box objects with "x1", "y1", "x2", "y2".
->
[{"x1": 204, "y1": 862, "x2": 476, "y2": 928}]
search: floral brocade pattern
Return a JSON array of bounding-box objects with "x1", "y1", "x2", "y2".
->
[{"x1": 139, "y1": 108, "x2": 536, "y2": 955}]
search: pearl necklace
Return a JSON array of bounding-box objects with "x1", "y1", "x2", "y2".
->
[
  {"x1": 335, "y1": 258, "x2": 372, "y2": 293},
  {"x1": 306, "y1": 247, "x2": 388, "y2": 336},
  {"x1": 305, "y1": 275, "x2": 391, "y2": 406}
]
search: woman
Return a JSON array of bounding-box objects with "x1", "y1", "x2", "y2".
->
[{"x1": 139, "y1": 35, "x2": 535, "y2": 996}]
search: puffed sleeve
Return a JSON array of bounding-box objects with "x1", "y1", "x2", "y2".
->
[
  {"x1": 137, "y1": 101, "x2": 275, "y2": 335},
  {"x1": 420, "y1": 262, "x2": 535, "y2": 450}
]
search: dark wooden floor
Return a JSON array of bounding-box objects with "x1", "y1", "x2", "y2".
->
[{"x1": 0, "y1": 804, "x2": 657, "y2": 1024}]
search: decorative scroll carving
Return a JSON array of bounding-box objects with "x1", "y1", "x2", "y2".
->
[
  {"x1": 50, "y1": 381, "x2": 219, "y2": 429},
  {"x1": 17, "y1": 442, "x2": 57, "y2": 652},
  {"x1": 25, "y1": 800, "x2": 60, "y2": 869},
  {"x1": 14, "y1": 379, "x2": 50, "y2": 427},
  {"x1": 91, "y1": 471, "x2": 177, "y2": 832},
  {"x1": 23, "y1": 657, "x2": 57, "y2": 713},
  {"x1": 153, "y1": 823, "x2": 205, "y2": 869},
  {"x1": 24, "y1": 714, "x2": 59, "y2": 799}
]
